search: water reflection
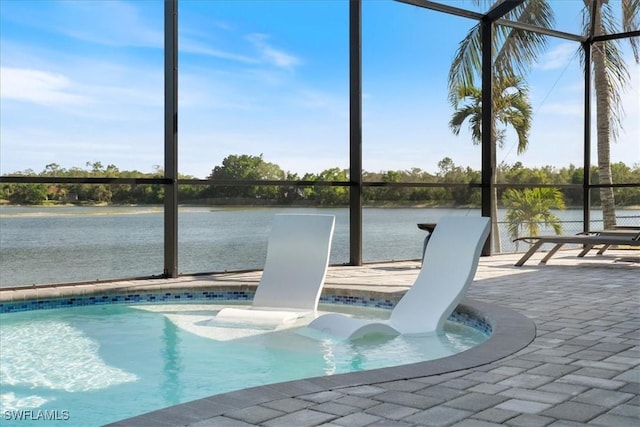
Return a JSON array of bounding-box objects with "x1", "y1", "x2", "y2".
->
[{"x1": 162, "y1": 318, "x2": 183, "y2": 404}]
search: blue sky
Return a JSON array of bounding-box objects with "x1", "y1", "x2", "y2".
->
[{"x1": 1, "y1": 0, "x2": 638, "y2": 179}]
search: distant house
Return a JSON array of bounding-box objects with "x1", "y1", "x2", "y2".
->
[{"x1": 64, "y1": 192, "x2": 79, "y2": 202}]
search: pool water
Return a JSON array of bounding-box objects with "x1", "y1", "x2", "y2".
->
[{"x1": 0, "y1": 303, "x2": 487, "y2": 426}]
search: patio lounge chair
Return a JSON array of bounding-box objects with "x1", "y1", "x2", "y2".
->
[
  {"x1": 307, "y1": 216, "x2": 490, "y2": 340},
  {"x1": 216, "y1": 213, "x2": 335, "y2": 324},
  {"x1": 513, "y1": 230, "x2": 640, "y2": 266}
]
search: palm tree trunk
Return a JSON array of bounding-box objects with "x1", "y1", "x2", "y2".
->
[
  {"x1": 592, "y1": 1, "x2": 617, "y2": 229},
  {"x1": 491, "y1": 121, "x2": 502, "y2": 252}
]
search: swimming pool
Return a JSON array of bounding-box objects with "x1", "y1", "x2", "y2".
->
[{"x1": 0, "y1": 302, "x2": 487, "y2": 426}]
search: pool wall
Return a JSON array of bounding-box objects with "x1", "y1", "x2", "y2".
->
[
  {"x1": 0, "y1": 286, "x2": 492, "y2": 336},
  {"x1": 0, "y1": 286, "x2": 492, "y2": 342}
]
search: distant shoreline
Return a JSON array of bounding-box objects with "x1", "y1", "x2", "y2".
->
[{"x1": 2, "y1": 202, "x2": 640, "y2": 210}]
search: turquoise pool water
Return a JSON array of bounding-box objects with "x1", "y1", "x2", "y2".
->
[{"x1": 0, "y1": 303, "x2": 487, "y2": 426}]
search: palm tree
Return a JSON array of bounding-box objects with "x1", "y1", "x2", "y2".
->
[
  {"x1": 449, "y1": 74, "x2": 533, "y2": 252},
  {"x1": 583, "y1": 1, "x2": 639, "y2": 229},
  {"x1": 502, "y1": 187, "x2": 565, "y2": 251},
  {"x1": 448, "y1": 0, "x2": 554, "y2": 253}
]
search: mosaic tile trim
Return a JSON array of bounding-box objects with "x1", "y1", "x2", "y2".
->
[
  {"x1": 0, "y1": 290, "x2": 491, "y2": 336},
  {"x1": 0, "y1": 290, "x2": 254, "y2": 313},
  {"x1": 450, "y1": 309, "x2": 493, "y2": 336},
  {"x1": 319, "y1": 294, "x2": 396, "y2": 309}
]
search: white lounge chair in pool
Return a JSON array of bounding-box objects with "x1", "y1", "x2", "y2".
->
[
  {"x1": 216, "y1": 213, "x2": 336, "y2": 324},
  {"x1": 307, "y1": 216, "x2": 490, "y2": 339}
]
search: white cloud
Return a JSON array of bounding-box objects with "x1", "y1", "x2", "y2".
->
[
  {"x1": 538, "y1": 102, "x2": 583, "y2": 117},
  {"x1": 179, "y1": 38, "x2": 259, "y2": 64},
  {"x1": 56, "y1": 0, "x2": 163, "y2": 48},
  {"x1": 0, "y1": 67, "x2": 89, "y2": 106},
  {"x1": 294, "y1": 89, "x2": 348, "y2": 118},
  {"x1": 618, "y1": 60, "x2": 639, "y2": 159},
  {"x1": 535, "y1": 42, "x2": 580, "y2": 71},
  {"x1": 622, "y1": 60, "x2": 639, "y2": 116},
  {"x1": 246, "y1": 33, "x2": 301, "y2": 69}
]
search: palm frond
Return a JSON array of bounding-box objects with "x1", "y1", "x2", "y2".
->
[
  {"x1": 621, "y1": 0, "x2": 640, "y2": 61},
  {"x1": 493, "y1": 0, "x2": 554, "y2": 80},
  {"x1": 448, "y1": 24, "x2": 482, "y2": 107},
  {"x1": 449, "y1": 105, "x2": 476, "y2": 135}
]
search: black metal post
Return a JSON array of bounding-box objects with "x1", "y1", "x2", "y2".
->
[
  {"x1": 164, "y1": 0, "x2": 178, "y2": 278},
  {"x1": 583, "y1": 40, "x2": 592, "y2": 233},
  {"x1": 480, "y1": 19, "x2": 494, "y2": 256},
  {"x1": 349, "y1": 0, "x2": 363, "y2": 266}
]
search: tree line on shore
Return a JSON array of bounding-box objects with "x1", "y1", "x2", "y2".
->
[{"x1": 1, "y1": 155, "x2": 639, "y2": 207}]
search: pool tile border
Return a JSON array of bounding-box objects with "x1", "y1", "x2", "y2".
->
[
  {"x1": 0, "y1": 289, "x2": 491, "y2": 336},
  {"x1": 0, "y1": 290, "x2": 255, "y2": 313}
]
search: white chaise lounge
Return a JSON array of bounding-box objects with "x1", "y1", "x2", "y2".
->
[
  {"x1": 513, "y1": 230, "x2": 640, "y2": 266},
  {"x1": 307, "y1": 216, "x2": 490, "y2": 339},
  {"x1": 216, "y1": 213, "x2": 335, "y2": 324}
]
